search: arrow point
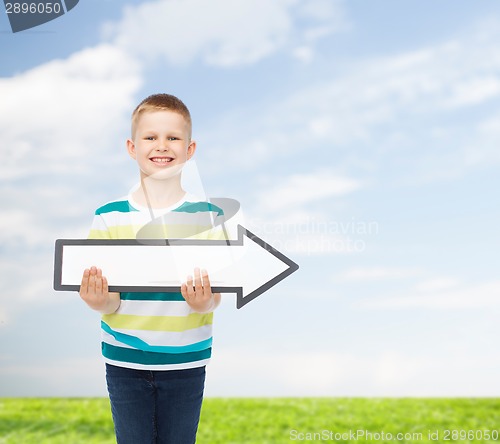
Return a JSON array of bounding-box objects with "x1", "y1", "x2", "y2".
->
[{"x1": 234, "y1": 225, "x2": 299, "y2": 309}]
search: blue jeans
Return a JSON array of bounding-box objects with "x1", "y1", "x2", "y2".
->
[{"x1": 105, "y1": 364, "x2": 206, "y2": 444}]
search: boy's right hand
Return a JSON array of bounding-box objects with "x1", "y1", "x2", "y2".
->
[{"x1": 79, "y1": 266, "x2": 121, "y2": 314}]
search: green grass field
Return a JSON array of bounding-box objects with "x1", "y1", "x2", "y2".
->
[{"x1": 1, "y1": 398, "x2": 499, "y2": 443}]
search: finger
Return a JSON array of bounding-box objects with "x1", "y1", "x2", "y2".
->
[
  {"x1": 201, "y1": 269, "x2": 212, "y2": 298},
  {"x1": 102, "y1": 276, "x2": 109, "y2": 295},
  {"x1": 185, "y1": 275, "x2": 194, "y2": 300},
  {"x1": 194, "y1": 268, "x2": 203, "y2": 294},
  {"x1": 95, "y1": 269, "x2": 103, "y2": 294},
  {"x1": 88, "y1": 266, "x2": 97, "y2": 293},
  {"x1": 180, "y1": 282, "x2": 188, "y2": 299},
  {"x1": 80, "y1": 268, "x2": 90, "y2": 294}
]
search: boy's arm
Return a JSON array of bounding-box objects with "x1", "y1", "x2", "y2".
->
[
  {"x1": 181, "y1": 267, "x2": 221, "y2": 313},
  {"x1": 79, "y1": 266, "x2": 120, "y2": 314}
]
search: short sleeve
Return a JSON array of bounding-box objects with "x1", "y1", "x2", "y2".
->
[{"x1": 87, "y1": 213, "x2": 111, "y2": 240}]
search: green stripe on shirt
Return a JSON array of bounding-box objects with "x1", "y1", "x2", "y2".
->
[
  {"x1": 174, "y1": 201, "x2": 224, "y2": 216},
  {"x1": 121, "y1": 292, "x2": 186, "y2": 301},
  {"x1": 102, "y1": 343, "x2": 211, "y2": 365},
  {"x1": 96, "y1": 200, "x2": 138, "y2": 215}
]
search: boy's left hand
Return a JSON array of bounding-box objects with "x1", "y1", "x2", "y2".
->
[{"x1": 181, "y1": 267, "x2": 221, "y2": 313}]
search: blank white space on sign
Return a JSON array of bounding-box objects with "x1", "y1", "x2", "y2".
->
[{"x1": 60, "y1": 244, "x2": 239, "y2": 287}]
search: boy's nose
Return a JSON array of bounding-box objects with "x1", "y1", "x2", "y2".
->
[{"x1": 156, "y1": 143, "x2": 169, "y2": 151}]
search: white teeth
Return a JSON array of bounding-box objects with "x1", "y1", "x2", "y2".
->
[{"x1": 151, "y1": 157, "x2": 172, "y2": 163}]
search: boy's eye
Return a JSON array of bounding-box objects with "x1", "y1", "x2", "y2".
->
[{"x1": 144, "y1": 136, "x2": 179, "y2": 141}]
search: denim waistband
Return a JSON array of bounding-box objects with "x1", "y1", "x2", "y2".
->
[{"x1": 105, "y1": 363, "x2": 206, "y2": 381}]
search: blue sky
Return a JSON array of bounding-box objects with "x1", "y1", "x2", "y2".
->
[{"x1": 1, "y1": 0, "x2": 500, "y2": 397}]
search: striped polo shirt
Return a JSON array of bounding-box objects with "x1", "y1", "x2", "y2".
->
[{"x1": 88, "y1": 192, "x2": 226, "y2": 371}]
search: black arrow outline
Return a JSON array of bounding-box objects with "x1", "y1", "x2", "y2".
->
[
  {"x1": 54, "y1": 224, "x2": 299, "y2": 309},
  {"x1": 4, "y1": 0, "x2": 76, "y2": 33}
]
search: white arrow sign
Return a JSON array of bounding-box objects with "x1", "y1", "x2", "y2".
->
[{"x1": 54, "y1": 224, "x2": 299, "y2": 308}]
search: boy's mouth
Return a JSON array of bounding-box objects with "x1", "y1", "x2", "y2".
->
[{"x1": 150, "y1": 156, "x2": 174, "y2": 165}]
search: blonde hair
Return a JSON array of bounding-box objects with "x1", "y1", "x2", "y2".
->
[{"x1": 131, "y1": 93, "x2": 192, "y2": 139}]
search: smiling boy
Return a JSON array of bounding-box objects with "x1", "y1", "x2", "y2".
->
[{"x1": 79, "y1": 94, "x2": 223, "y2": 443}]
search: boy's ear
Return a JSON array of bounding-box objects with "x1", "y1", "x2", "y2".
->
[
  {"x1": 126, "y1": 138, "x2": 136, "y2": 159},
  {"x1": 187, "y1": 140, "x2": 197, "y2": 161}
]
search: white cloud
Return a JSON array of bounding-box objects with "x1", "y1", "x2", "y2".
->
[
  {"x1": 371, "y1": 350, "x2": 500, "y2": 396},
  {"x1": 0, "y1": 356, "x2": 106, "y2": 396},
  {"x1": 258, "y1": 170, "x2": 361, "y2": 212},
  {"x1": 201, "y1": 19, "x2": 500, "y2": 183},
  {"x1": 296, "y1": 0, "x2": 344, "y2": 23},
  {"x1": 0, "y1": 183, "x2": 96, "y2": 250},
  {"x1": 0, "y1": 251, "x2": 77, "y2": 331},
  {"x1": 337, "y1": 267, "x2": 422, "y2": 281},
  {"x1": 358, "y1": 280, "x2": 500, "y2": 310},
  {"x1": 443, "y1": 76, "x2": 500, "y2": 108},
  {"x1": 290, "y1": 28, "x2": 500, "y2": 145},
  {"x1": 0, "y1": 44, "x2": 141, "y2": 180},
  {"x1": 414, "y1": 277, "x2": 459, "y2": 292},
  {"x1": 0, "y1": 305, "x2": 8, "y2": 328},
  {"x1": 206, "y1": 347, "x2": 500, "y2": 396},
  {"x1": 241, "y1": 172, "x2": 368, "y2": 256},
  {"x1": 206, "y1": 348, "x2": 366, "y2": 396},
  {"x1": 105, "y1": 0, "x2": 346, "y2": 67},
  {"x1": 0, "y1": 43, "x2": 142, "y2": 240},
  {"x1": 255, "y1": 230, "x2": 366, "y2": 256},
  {"x1": 462, "y1": 111, "x2": 500, "y2": 168},
  {"x1": 292, "y1": 45, "x2": 315, "y2": 64}
]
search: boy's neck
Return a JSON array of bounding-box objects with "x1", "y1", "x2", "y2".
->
[{"x1": 132, "y1": 174, "x2": 186, "y2": 209}]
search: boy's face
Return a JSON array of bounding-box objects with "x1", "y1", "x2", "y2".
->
[{"x1": 127, "y1": 110, "x2": 195, "y2": 180}]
